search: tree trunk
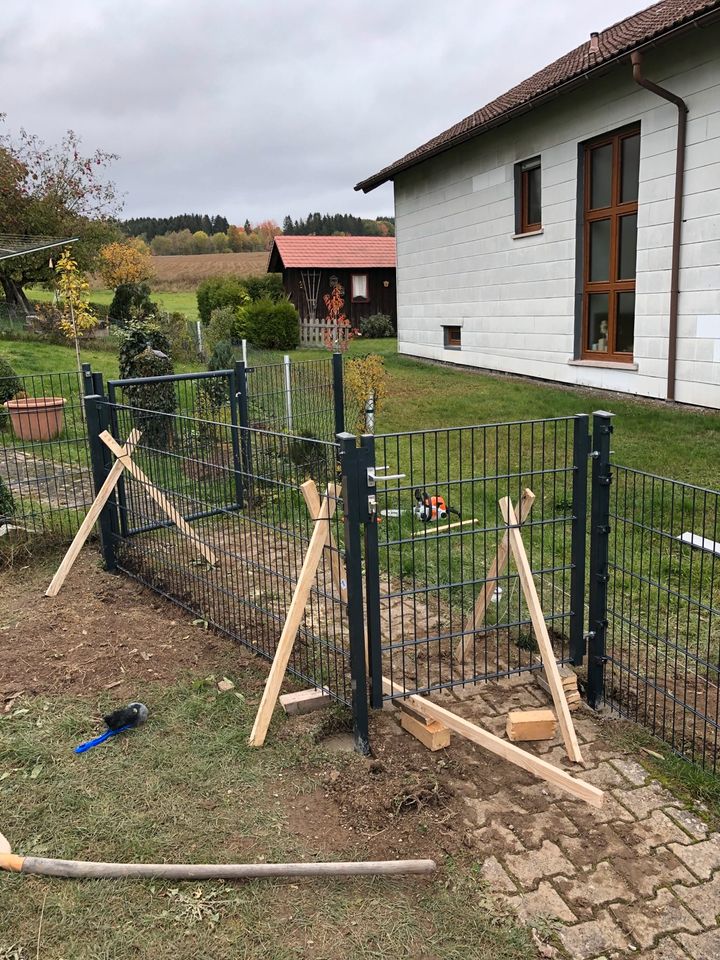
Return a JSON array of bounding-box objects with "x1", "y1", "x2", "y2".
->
[{"x1": 0, "y1": 276, "x2": 32, "y2": 315}]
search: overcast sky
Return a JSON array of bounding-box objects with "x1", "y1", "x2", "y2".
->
[{"x1": 2, "y1": 0, "x2": 647, "y2": 224}]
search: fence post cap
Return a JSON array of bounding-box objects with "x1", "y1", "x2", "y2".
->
[{"x1": 593, "y1": 410, "x2": 615, "y2": 418}]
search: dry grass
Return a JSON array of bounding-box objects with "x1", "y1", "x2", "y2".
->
[{"x1": 149, "y1": 252, "x2": 270, "y2": 290}]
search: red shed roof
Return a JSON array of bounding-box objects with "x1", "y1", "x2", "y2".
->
[
  {"x1": 356, "y1": 0, "x2": 720, "y2": 193},
  {"x1": 268, "y1": 235, "x2": 396, "y2": 271}
]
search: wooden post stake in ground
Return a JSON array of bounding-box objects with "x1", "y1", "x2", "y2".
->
[
  {"x1": 249, "y1": 488, "x2": 338, "y2": 747},
  {"x1": 499, "y1": 496, "x2": 584, "y2": 765},
  {"x1": 100, "y1": 431, "x2": 217, "y2": 567},
  {"x1": 45, "y1": 429, "x2": 142, "y2": 597}
]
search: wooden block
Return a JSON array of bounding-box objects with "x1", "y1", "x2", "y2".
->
[
  {"x1": 534, "y1": 663, "x2": 581, "y2": 711},
  {"x1": 279, "y1": 687, "x2": 332, "y2": 716},
  {"x1": 506, "y1": 708, "x2": 557, "y2": 742},
  {"x1": 400, "y1": 712, "x2": 451, "y2": 751}
]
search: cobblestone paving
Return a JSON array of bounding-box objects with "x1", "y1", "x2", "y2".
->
[
  {"x1": 0, "y1": 448, "x2": 93, "y2": 511},
  {"x1": 450, "y1": 678, "x2": 719, "y2": 960}
]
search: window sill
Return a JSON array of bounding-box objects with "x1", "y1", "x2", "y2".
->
[
  {"x1": 568, "y1": 358, "x2": 638, "y2": 371},
  {"x1": 511, "y1": 228, "x2": 544, "y2": 240},
  {"x1": 444, "y1": 345, "x2": 462, "y2": 351}
]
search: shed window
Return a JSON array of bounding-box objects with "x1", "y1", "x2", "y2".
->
[
  {"x1": 444, "y1": 326, "x2": 462, "y2": 349},
  {"x1": 515, "y1": 156, "x2": 542, "y2": 234},
  {"x1": 351, "y1": 273, "x2": 369, "y2": 302}
]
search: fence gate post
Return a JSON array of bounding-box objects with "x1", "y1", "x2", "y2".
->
[
  {"x1": 84, "y1": 393, "x2": 118, "y2": 572},
  {"x1": 586, "y1": 410, "x2": 614, "y2": 708},
  {"x1": 338, "y1": 432, "x2": 370, "y2": 754},
  {"x1": 228, "y1": 366, "x2": 244, "y2": 510},
  {"x1": 235, "y1": 360, "x2": 253, "y2": 508},
  {"x1": 570, "y1": 414, "x2": 590, "y2": 665},
  {"x1": 80, "y1": 362, "x2": 94, "y2": 396},
  {"x1": 332, "y1": 352, "x2": 345, "y2": 436},
  {"x1": 359, "y1": 434, "x2": 383, "y2": 709}
]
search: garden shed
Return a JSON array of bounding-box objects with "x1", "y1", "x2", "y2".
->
[{"x1": 267, "y1": 235, "x2": 396, "y2": 344}]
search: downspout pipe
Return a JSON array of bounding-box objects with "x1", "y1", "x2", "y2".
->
[{"x1": 631, "y1": 50, "x2": 688, "y2": 402}]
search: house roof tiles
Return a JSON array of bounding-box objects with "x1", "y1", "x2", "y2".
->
[{"x1": 355, "y1": 0, "x2": 720, "y2": 192}]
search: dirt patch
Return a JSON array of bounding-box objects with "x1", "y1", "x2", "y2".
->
[{"x1": 0, "y1": 549, "x2": 253, "y2": 698}]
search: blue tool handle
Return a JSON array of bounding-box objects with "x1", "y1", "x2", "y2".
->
[{"x1": 74, "y1": 724, "x2": 132, "y2": 754}]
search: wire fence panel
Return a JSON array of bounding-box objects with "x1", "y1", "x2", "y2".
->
[
  {"x1": 0, "y1": 369, "x2": 94, "y2": 539},
  {"x1": 102, "y1": 397, "x2": 351, "y2": 704},
  {"x1": 245, "y1": 356, "x2": 339, "y2": 440},
  {"x1": 607, "y1": 465, "x2": 720, "y2": 772},
  {"x1": 370, "y1": 417, "x2": 583, "y2": 699}
]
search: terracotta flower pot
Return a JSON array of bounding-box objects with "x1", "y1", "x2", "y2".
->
[{"x1": 4, "y1": 397, "x2": 66, "y2": 441}]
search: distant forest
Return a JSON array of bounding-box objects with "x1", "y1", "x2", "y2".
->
[
  {"x1": 119, "y1": 211, "x2": 395, "y2": 256},
  {"x1": 282, "y1": 213, "x2": 394, "y2": 236}
]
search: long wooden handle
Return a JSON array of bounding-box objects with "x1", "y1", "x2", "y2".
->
[{"x1": 8, "y1": 856, "x2": 435, "y2": 880}]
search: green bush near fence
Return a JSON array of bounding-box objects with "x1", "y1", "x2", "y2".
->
[
  {"x1": 196, "y1": 274, "x2": 286, "y2": 325},
  {"x1": 359, "y1": 313, "x2": 395, "y2": 339},
  {"x1": 242, "y1": 298, "x2": 299, "y2": 350},
  {"x1": 0, "y1": 356, "x2": 21, "y2": 430},
  {"x1": 118, "y1": 321, "x2": 177, "y2": 449}
]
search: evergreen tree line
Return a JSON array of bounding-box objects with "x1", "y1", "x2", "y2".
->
[
  {"x1": 122, "y1": 213, "x2": 230, "y2": 241},
  {"x1": 281, "y1": 212, "x2": 395, "y2": 236}
]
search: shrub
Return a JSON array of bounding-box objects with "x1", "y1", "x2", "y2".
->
[
  {"x1": 242, "y1": 273, "x2": 285, "y2": 303},
  {"x1": 196, "y1": 276, "x2": 249, "y2": 325},
  {"x1": 118, "y1": 320, "x2": 177, "y2": 449},
  {"x1": 243, "y1": 298, "x2": 299, "y2": 350},
  {"x1": 109, "y1": 282, "x2": 158, "y2": 326},
  {"x1": 88, "y1": 301, "x2": 110, "y2": 326},
  {"x1": 0, "y1": 475, "x2": 14, "y2": 522},
  {"x1": 198, "y1": 339, "x2": 236, "y2": 414},
  {"x1": 359, "y1": 313, "x2": 395, "y2": 339},
  {"x1": 156, "y1": 311, "x2": 196, "y2": 361},
  {"x1": 0, "y1": 357, "x2": 21, "y2": 431},
  {"x1": 28, "y1": 303, "x2": 66, "y2": 343},
  {"x1": 206, "y1": 305, "x2": 244, "y2": 354}
]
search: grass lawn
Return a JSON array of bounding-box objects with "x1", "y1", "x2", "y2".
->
[{"x1": 27, "y1": 287, "x2": 200, "y2": 322}]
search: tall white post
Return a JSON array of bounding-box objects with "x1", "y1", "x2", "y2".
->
[
  {"x1": 195, "y1": 320, "x2": 204, "y2": 356},
  {"x1": 365, "y1": 390, "x2": 375, "y2": 434},
  {"x1": 284, "y1": 354, "x2": 293, "y2": 431},
  {"x1": 242, "y1": 338, "x2": 248, "y2": 366}
]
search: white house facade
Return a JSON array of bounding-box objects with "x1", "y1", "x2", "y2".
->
[{"x1": 357, "y1": 2, "x2": 720, "y2": 408}]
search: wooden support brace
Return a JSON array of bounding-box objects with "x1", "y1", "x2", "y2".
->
[
  {"x1": 279, "y1": 687, "x2": 332, "y2": 716},
  {"x1": 249, "y1": 489, "x2": 338, "y2": 747},
  {"x1": 499, "y1": 496, "x2": 584, "y2": 765},
  {"x1": 506, "y1": 708, "x2": 557, "y2": 742},
  {"x1": 460, "y1": 489, "x2": 535, "y2": 657},
  {"x1": 383, "y1": 676, "x2": 602, "y2": 807},
  {"x1": 300, "y1": 480, "x2": 347, "y2": 604},
  {"x1": 100, "y1": 431, "x2": 218, "y2": 567},
  {"x1": 45, "y1": 429, "x2": 141, "y2": 597}
]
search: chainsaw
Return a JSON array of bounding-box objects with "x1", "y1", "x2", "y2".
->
[{"x1": 413, "y1": 488, "x2": 461, "y2": 523}]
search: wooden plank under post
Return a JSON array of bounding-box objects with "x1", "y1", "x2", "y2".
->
[
  {"x1": 279, "y1": 687, "x2": 332, "y2": 716},
  {"x1": 399, "y1": 702, "x2": 451, "y2": 751},
  {"x1": 499, "y1": 496, "x2": 584, "y2": 765},
  {"x1": 506, "y1": 708, "x2": 557, "y2": 742}
]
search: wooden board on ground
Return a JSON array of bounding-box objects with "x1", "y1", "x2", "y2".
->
[
  {"x1": 249, "y1": 488, "x2": 337, "y2": 747},
  {"x1": 499, "y1": 496, "x2": 584, "y2": 766},
  {"x1": 506, "y1": 708, "x2": 557, "y2": 742},
  {"x1": 383, "y1": 676, "x2": 602, "y2": 808},
  {"x1": 279, "y1": 687, "x2": 332, "y2": 716},
  {"x1": 399, "y1": 702, "x2": 451, "y2": 751}
]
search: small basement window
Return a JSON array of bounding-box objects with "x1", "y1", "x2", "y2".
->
[
  {"x1": 351, "y1": 273, "x2": 369, "y2": 302},
  {"x1": 444, "y1": 326, "x2": 462, "y2": 349},
  {"x1": 515, "y1": 156, "x2": 542, "y2": 234}
]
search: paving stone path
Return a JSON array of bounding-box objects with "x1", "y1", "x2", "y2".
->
[
  {"x1": 442, "y1": 677, "x2": 720, "y2": 960},
  {"x1": 0, "y1": 448, "x2": 93, "y2": 512}
]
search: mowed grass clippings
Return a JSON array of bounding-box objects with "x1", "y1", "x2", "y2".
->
[{"x1": 0, "y1": 679, "x2": 534, "y2": 960}]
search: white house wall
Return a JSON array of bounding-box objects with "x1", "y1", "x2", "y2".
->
[{"x1": 393, "y1": 26, "x2": 720, "y2": 408}]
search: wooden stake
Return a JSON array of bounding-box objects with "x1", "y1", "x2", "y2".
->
[
  {"x1": 249, "y1": 489, "x2": 338, "y2": 747},
  {"x1": 499, "y1": 496, "x2": 584, "y2": 765},
  {"x1": 45, "y1": 429, "x2": 141, "y2": 597},
  {"x1": 383, "y1": 677, "x2": 602, "y2": 807},
  {"x1": 100, "y1": 431, "x2": 217, "y2": 567},
  {"x1": 412, "y1": 518, "x2": 479, "y2": 537},
  {"x1": 300, "y1": 480, "x2": 347, "y2": 604},
  {"x1": 462, "y1": 489, "x2": 535, "y2": 642}
]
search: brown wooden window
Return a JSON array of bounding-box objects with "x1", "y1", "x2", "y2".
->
[
  {"x1": 582, "y1": 126, "x2": 640, "y2": 360},
  {"x1": 444, "y1": 325, "x2": 462, "y2": 349},
  {"x1": 515, "y1": 157, "x2": 542, "y2": 234},
  {"x1": 351, "y1": 273, "x2": 369, "y2": 302}
]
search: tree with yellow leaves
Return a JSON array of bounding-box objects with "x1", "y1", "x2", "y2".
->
[
  {"x1": 55, "y1": 248, "x2": 97, "y2": 376},
  {"x1": 98, "y1": 239, "x2": 154, "y2": 289}
]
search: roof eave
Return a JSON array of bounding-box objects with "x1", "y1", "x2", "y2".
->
[{"x1": 355, "y1": 9, "x2": 720, "y2": 194}]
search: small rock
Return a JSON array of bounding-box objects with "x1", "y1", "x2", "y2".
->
[{"x1": 217, "y1": 677, "x2": 235, "y2": 692}]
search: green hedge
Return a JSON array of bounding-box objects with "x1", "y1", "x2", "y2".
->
[
  {"x1": 196, "y1": 273, "x2": 285, "y2": 325},
  {"x1": 243, "y1": 298, "x2": 299, "y2": 350}
]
